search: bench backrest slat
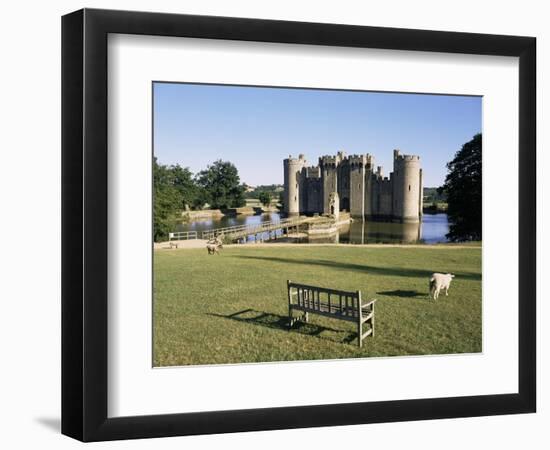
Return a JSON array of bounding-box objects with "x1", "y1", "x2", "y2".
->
[
  {"x1": 288, "y1": 281, "x2": 361, "y2": 298},
  {"x1": 288, "y1": 281, "x2": 363, "y2": 314}
]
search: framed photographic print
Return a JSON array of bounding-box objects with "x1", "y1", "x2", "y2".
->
[{"x1": 61, "y1": 8, "x2": 536, "y2": 442}]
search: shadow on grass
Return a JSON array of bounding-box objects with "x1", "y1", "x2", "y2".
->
[
  {"x1": 207, "y1": 309, "x2": 357, "y2": 345},
  {"x1": 377, "y1": 290, "x2": 427, "y2": 298},
  {"x1": 233, "y1": 255, "x2": 481, "y2": 281}
]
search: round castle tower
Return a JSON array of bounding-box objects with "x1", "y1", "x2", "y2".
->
[
  {"x1": 392, "y1": 149, "x2": 422, "y2": 223},
  {"x1": 283, "y1": 154, "x2": 307, "y2": 215}
]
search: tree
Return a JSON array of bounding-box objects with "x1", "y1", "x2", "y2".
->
[
  {"x1": 196, "y1": 160, "x2": 245, "y2": 209},
  {"x1": 439, "y1": 133, "x2": 482, "y2": 241},
  {"x1": 170, "y1": 164, "x2": 197, "y2": 209},
  {"x1": 153, "y1": 159, "x2": 203, "y2": 241},
  {"x1": 258, "y1": 191, "x2": 272, "y2": 207},
  {"x1": 153, "y1": 158, "x2": 183, "y2": 242}
]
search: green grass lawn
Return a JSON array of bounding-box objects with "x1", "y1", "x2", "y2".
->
[{"x1": 154, "y1": 244, "x2": 481, "y2": 366}]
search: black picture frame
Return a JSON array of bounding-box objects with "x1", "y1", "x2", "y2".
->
[{"x1": 61, "y1": 8, "x2": 536, "y2": 442}]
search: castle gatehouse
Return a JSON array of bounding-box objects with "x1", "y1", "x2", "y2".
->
[{"x1": 283, "y1": 150, "x2": 423, "y2": 223}]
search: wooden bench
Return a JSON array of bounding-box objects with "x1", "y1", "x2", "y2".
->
[{"x1": 287, "y1": 280, "x2": 376, "y2": 347}]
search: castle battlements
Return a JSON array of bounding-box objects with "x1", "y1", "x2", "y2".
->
[
  {"x1": 396, "y1": 155, "x2": 420, "y2": 162},
  {"x1": 320, "y1": 156, "x2": 338, "y2": 166},
  {"x1": 284, "y1": 154, "x2": 307, "y2": 163},
  {"x1": 284, "y1": 149, "x2": 423, "y2": 223},
  {"x1": 348, "y1": 154, "x2": 371, "y2": 166},
  {"x1": 305, "y1": 166, "x2": 321, "y2": 178},
  {"x1": 393, "y1": 149, "x2": 420, "y2": 162}
]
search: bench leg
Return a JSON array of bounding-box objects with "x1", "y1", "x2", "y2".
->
[
  {"x1": 357, "y1": 320, "x2": 363, "y2": 348},
  {"x1": 288, "y1": 308, "x2": 310, "y2": 328},
  {"x1": 371, "y1": 314, "x2": 375, "y2": 338}
]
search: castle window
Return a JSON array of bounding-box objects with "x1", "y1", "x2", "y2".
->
[{"x1": 408, "y1": 184, "x2": 411, "y2": 191}]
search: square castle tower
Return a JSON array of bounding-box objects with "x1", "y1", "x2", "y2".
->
[{"x1": 283, "y1": 150, "x2": 423, "y2": 223}]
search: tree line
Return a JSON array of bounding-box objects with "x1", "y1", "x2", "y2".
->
[
  {"x1": 154, "y1": 158, "x2": 245, "y2": 241},
  {"x1": 439, "y1": 133, "x2": 482, "y2": 242}
]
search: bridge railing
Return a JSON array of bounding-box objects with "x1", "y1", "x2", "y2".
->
[
  {"x1": 168, "y1": 231, "x2": 198, "y2": 241},
  {"x1": 201, "y1": 217, "x2": 306, "y2": 241}
]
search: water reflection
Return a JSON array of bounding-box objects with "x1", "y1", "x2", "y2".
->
[
  {"x1": 321, "y1": 214, "x2": 448, "y2": 244},
  {"x1": 176, "y1": 212, "x2": 282, "y2": 234},
  {"x1": 176, "y1": 212, "x2": 449, "y2": 244},
  {"x1": 341, "y1": 221, "x2": 422, "y2": 244}
]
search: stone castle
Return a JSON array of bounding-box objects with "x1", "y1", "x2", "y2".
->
[{"x1": 283, "y1": 149, "x2": 423, "y2": 223}]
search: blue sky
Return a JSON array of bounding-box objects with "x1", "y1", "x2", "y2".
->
[{"x1": 153, "y1": 82, "x2": 481, "y2": 187}]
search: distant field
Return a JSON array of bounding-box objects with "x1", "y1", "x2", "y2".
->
[{"x1": 153, "y1": 244, "x2": 482, "y2": 366}]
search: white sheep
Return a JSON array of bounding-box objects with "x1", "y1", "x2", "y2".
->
[
  {"x1": 206, "y1": 236, "x2": 223, "y2": 255},
  {"x1": 429, "y1": 273, "x2": 455, "y2": 300},
  {"x1": 206, "y1": 243, "x2": 221, "y2": 255}
]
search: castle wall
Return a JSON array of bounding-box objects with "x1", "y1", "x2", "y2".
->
[
  {"x1": 283, "y1": 150, "x2": 421, "y2": 221},
  {"x1": 364, "y1": 159, "x2": 374, "y2": 218},
  {"x1": 392, "y1": 151, "x2": 404, "y2": 219},
  {"x1": 304, "y1": 178, "x2": 322, "y2": 213},
  {"x1": 337, "y1": 158, "x2": 351, "y2": 212},
  {"x1": 320, "y1": 155, "x2": 339, "y2": 215},
  {"x1": 376, "y1": 178, "x2": 394, "y2": 219},
  {"x1": 349, "y1": 155, "x2": 368, "y2": 218}
]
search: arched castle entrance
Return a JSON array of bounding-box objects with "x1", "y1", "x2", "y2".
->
[{"x1": 329, "y1": 192, "x2": 340, "y2": 220}]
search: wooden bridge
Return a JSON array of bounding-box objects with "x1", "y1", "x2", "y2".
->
[{"x1": 201, "y1": 216, "x2": 330, "y2": 242}]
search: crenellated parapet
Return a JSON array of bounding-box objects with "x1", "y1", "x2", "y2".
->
[
  {"x1": 305, "y1": 166, "x2": 321, "y2": 178},
  {"x1": 319, "y1": 156, "x2": 338, "y2": 167},
  {"x1": 284, "y1": 153, "x2": 307, "y2": 164},
  {"x1": 397, "y1": 155, "x2": 420, "y2": 162},
  {"x1": 348, "y1": 154, "x2": 374, "y2": 169},
  {"x1": 394, "y1": 149, "x2": 420, "y2": 162},
  {"x1": 320, "y1": 150, "x2": 347, "y2": 167}
]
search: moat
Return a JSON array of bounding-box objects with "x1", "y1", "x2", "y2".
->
[{"x1": 176, "y1": 212, "x2": 449, "y2": 244}]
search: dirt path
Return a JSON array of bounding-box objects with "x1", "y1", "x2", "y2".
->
[
  {"x1": 154, "y1": 239, "x2": 209, "y2": 250},
  {"x1": 154, "y1": 240, "x2": 481, "y2": 250},
  {"x1": 223, "y1": 243, "x2": 481, "y2": 249}
]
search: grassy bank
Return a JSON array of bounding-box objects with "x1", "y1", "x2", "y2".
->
[{"x1": 154, "y1": 245, "x2": 481, "y2": 366}]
